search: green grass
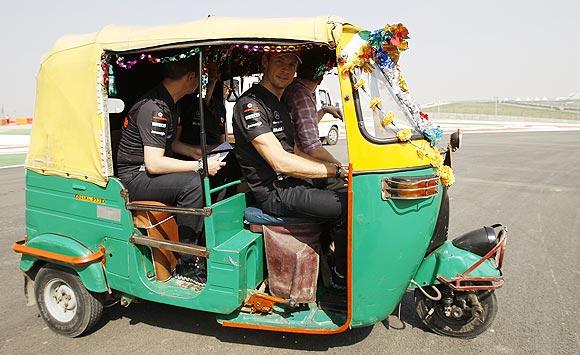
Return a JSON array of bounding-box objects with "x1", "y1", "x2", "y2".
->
[
  {"x1": 0, "y1": 154, "x2": 26, "y2": 167},
  {"x1": 0, "y1": 128, "x2": 31, "y2": 135},
  {"x1": 424, "y1": 102, "x2": 580, "y2": 120}
]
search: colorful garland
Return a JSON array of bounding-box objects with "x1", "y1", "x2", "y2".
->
[
  {"x1": 340, "y1": 24, "x2": 454, "y2": 186},
  {"x1": 107, "y1": 43, "x2": 334, "y2": 96}
]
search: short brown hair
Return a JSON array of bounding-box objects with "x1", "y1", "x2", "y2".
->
[{"x1": 162, "y1": 56, "x2": 199, "y2": 80}]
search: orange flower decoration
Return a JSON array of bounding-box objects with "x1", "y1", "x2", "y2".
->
[
  {"x1": 427, "y1": 148, "x2": 444, "y2": 168},
  {"x1": 353, "y1": 79, "x2": 366, "y2": 91},
  {"x1": 396, "y1": 129, "x2": 412, "y2": 142},
  {"x1": 399, "y1": 75, "x2": 409, "y2": 92},
  {"x1": 341, "y1": 61, "x2": 356, "y2": 76},
  {"x1": 416, "y1": 145, "x2": 426, "y2": 159},
  {"x1": 382, "y1": 112, "x2": 395, "y2": 127},
  {"x1": 437, "y1": 166, "x2": 455, "y2": 186},
  {"x1": 369, "y1": 97, "x2": 382, "y2": 111}
]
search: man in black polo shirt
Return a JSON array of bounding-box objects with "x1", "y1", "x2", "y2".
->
[
  {"x1": 232, "y1": 52, "x2": 348, "y2": 289},
  {"x1": 175, "y1": 62, "x2": 241, "y2": 200},
  {"x1": 117, "y1": 57, "x2": 225, "y2": 285},
  {"x1": 175, "y1": 63, "x2": 227, "y2": 160}
]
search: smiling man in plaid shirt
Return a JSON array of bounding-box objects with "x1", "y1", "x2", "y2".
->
[{"x1": 282, "y1": 50, "x2": 343, "y2": 166}]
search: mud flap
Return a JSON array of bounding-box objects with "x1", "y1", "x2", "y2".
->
[{"x1": 24, "y1": 273, "x2": 36, "y2": 306}]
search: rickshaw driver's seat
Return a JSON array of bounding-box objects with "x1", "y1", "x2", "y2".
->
[
  {"x1": 132, "y1": 201, "x2": 179, "y2": 282},
  {"x1": 244, "y1": 206, "x2": 321, "y2": 304},
  {"x1": 244, "y1": 206, "x2": 317, "y2": 230}
]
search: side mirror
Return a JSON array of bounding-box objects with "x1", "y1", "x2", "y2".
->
[
  {"x1": 449, "y1": 129, "x2": 462, "y2": 152},
  {"x1": 107, "y1": 98, "x2": 125, "y2": 114}
]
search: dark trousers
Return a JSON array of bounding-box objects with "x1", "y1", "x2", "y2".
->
[
  {"x1": 121, "y1": 171, "x2": 204, "y2": 246},
  {"x1": 260, "y1": 178, "x2": 348, "y2": 275}
]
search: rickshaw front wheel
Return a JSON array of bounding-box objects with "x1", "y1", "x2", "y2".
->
[
  {"x1": 34, "y1": 264, "x2": 104, "y2": 337},
  {"x1": 414, "y1": 285, "x2": 498, "y2": 339}
]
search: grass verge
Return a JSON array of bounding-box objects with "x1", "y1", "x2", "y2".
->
[{"x1": 0, "y1": 153, "x2": 26, "y2": 167}]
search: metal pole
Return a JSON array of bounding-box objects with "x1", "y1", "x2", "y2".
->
[{"x1": 198, "y1": 50, "x2": 208, "y2": 179}]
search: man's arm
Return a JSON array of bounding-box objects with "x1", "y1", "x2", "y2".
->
[
  {"x1": 251, "y1": 132, "x2": 340, "y2": 179},
  {"x1": 306, "y1": 146, "x2": 341, "y2": 165},
  {"x1": 144, "y1": 146, "x2": 199, "y2": 174},
  {"x1": 316, "y1": 106, "x2": 343, "y2": 122},
  {"x1": 171, "y1": 125, "x2": 202, "y2": 160},
  {"x1": 144, "y1": 146, "x2": 225, "y2": 176}
]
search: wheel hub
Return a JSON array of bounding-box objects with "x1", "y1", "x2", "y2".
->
[{"x1": 44, "y1": 279, "x2": 78, "y2": 322}]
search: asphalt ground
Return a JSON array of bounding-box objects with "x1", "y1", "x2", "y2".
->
[{"x1": 1, "y1": 131, "x2": 579, "y2": 354}]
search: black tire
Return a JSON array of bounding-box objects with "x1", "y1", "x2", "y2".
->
[
  {"x1": 34, "y1": 264, "x2": 104, "y2": 337},
  {"x1": 326, "y1": 126, "x2": 339, "y2": 145},
  {"x1": 414, "y1": 286, "x2": 498, "y2": 339}
]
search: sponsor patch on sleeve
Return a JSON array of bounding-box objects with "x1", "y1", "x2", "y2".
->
[
  {"x1": 152, "y1": 111, "x2": 167, "y2": 121},
  {"x1": 244, "y1": 112, "x2": 261, "y2": 120},
  {"x1": 243, "y1": 102, "x2": 259, "y2": 113}
]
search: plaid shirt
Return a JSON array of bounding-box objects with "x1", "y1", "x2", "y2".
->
[{"x1": 282, "y1": 78, "x2": 322, "y2": 153}]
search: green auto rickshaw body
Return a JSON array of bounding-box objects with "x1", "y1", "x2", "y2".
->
[{"x1": 15, "y1": 16, "x2": 505, "y2": 334}]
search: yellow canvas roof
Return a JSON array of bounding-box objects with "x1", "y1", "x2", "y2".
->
[
  {"x1": 26, "y1": 16, "x2": 356, "y2": 186},
  {"x1": 51, "y1": 16, "x2": 347, "y2": 55}
]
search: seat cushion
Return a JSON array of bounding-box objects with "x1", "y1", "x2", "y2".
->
[{"x1": 244, "y1": 206, "x2": 317, "y2": 226}]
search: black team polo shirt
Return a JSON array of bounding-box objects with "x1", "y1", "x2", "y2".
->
[
  {"x1": 116, "y1": 84, "x2": 178, "y2": 180},
  {"x1": 233, "y1": 83, "x2": 295, "y2": 204}
]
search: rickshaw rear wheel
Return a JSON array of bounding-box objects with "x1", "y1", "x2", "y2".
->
[
  {"x1": 34, "y1": 264, "x2": 104, "y2": 337},
  {"x1": 414, "y1": 285, "x2": 498, "y2": 339}
]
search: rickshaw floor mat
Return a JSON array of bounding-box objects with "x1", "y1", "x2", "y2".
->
[
  {"x1": 150, "y1": 276, "x2": 204, "y2": 295},
  {"x1": 218, "y1": 302, "x2": 347, "y2": 330},
  {"x1": 317, "y1": 290, "x2": 347, "y2": 313}
]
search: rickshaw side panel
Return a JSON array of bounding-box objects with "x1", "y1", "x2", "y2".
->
[
  {"x1": 24, "y1": 171, "x2": 134, "y2": 289},
  {"x1": 24, "y1": 170, "x2": 263, "y2": 314},
  {"x1": 350, "y1": 168, "x2": 441, "y2": 327}
]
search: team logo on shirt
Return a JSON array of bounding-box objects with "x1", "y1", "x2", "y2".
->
[
  {"x1": 244, "y1": 102, "x2": 258, "y2": 113},
  {"x1": 123, "y1": 117, "x2": 129, "y2": 129},
  {"x1": 153, "y1": 111, "x2": 167, "y2": 121}
]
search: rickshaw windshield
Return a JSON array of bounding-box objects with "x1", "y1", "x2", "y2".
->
[{"x1": 352, "y1": 65, "x2": 420, "y2": 141}]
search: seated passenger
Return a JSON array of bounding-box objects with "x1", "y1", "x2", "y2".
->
[
  {"x1": 174, "y1": 62, "x2": 241, "y2": 200},
  {"x1": 282, "y1": 49, "x2": 343, "y2": 167},
  {"x1": 116, "y1": 57, "x2": 225, "y2": 286},
  {"x1": 174, "y1": 63, "x2": 226, "y2": 159},
  {"x1": 232, "y1": 51, "x2": 348, "y2": 289}
]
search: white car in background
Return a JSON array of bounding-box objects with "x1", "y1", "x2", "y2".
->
[
  {"x1": 224, "y1": 76, "x2": 343, "y2": 145},
  {"x1": 314, "y1": 86, "x2": 343, "y2": 145}
]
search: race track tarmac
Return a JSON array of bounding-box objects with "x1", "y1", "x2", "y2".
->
[{"x1": 1, "y1": 131, "x2": 579, "y2": 354}]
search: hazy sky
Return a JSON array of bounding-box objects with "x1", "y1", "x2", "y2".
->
[{"x1": 0, "y1": 0, "x2": 578, "y2": 116}]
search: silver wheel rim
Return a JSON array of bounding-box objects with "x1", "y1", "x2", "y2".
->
[
  {"x1": 328, "y1": 128, "x2": 338, "y2": 143},
  {"x1": 43, "y1": 278, "x2": 78, "y2": 322}
]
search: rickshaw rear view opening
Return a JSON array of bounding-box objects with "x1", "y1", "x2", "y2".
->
[{"x1": 12, "y1": 16, "x2": 508, "y2": 339}]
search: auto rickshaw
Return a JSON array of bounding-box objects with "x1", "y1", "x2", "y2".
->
[{"x1": 12, "y1": 16, "x2": 507, "y2": 339}]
